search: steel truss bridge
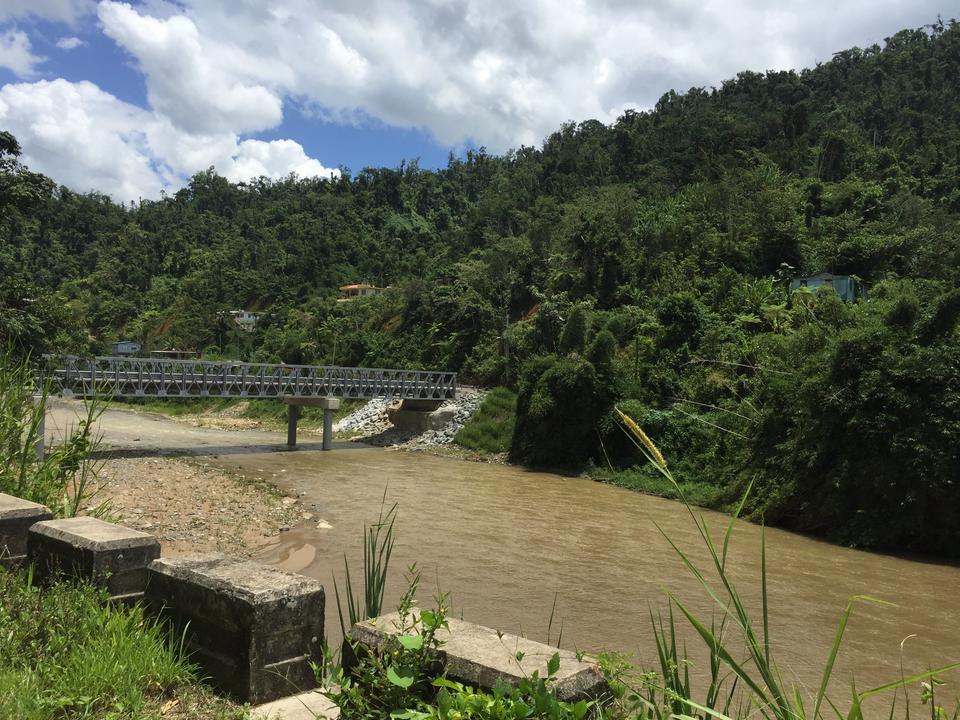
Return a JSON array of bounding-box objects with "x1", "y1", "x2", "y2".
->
[{"x1": 41, "y1": 355, "x2": 457, "y2": 451}]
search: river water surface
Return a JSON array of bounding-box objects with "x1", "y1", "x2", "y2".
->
[{"x1": 53, "y1": 404, "x2": 960, "y2": 709}]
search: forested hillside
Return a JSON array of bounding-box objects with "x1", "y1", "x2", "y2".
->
[{"x1": 2, "y1": 21, "x2": 959, "y2": 555}]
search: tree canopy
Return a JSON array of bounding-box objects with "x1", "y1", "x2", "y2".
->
[{"x1": 2, "y1": 20, "x2": 960, "y2": 555}]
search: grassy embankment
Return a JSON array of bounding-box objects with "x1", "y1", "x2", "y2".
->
[
  {"x1": 453, "y1": 387, "x2": 516, "y2": 455},
  {"x1": 595, "y1": 462, "x2": 725, "y2": 508},
  {"x1": 0, "y1": 570, "x2": 245, "y2": 720},
  {"x1": 454, "y1": 388, "x2": 724, "y2": 506}
]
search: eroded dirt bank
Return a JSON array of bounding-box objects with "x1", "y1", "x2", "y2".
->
[{"x1": 49, "y1": 400, "x2": 312, "y2": 556}]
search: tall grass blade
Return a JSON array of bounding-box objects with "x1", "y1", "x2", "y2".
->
[
  {"x1": 857, "y1": 663, "x2": 960, "y2": 701},
  {"x1": 669, "y1": 593, "x2": 771, "y2": 707},
  {"x1": 761, "y1": 524, "x2": 770, "y2": 670}
]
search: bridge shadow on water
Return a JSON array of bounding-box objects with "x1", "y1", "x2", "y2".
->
[{"x1": 89, "y1": 440, "x2": 370, "y2": 460}]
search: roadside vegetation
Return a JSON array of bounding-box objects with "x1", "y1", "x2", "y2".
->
[
  {"x1": 4, "y1": 21, "x2": 960, "y2": 557},
  {"x1": 0, "y1": 350, "x2": 110, "y2": 518},
  {"x1": 0, "y1": 569, "x2": 246, "y2": 720}
]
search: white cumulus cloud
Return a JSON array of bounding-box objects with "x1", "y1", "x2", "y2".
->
[
  {"x1": 0, "y1": 79, "x2": 162, "y2": 200},
  {"x1": 0, "y1": 28, "x2": 44, "y2": 77},
  {"x1": 0, "y1": 0, "x2": 95, "y2": 24},
  {"x1": 92, "y1": 0, "x2": 952, "y2": 154},
  {"x1": 98, "y1": 1, "x2": 286, "y2": 135},
  {"x1": 0, "y1": 0, "x2": 953, "y2": 200},
  {"x1": 223, "y1": 139, "x2": 337, "y2": 183},
  {"x1": 56, "y1": 36, "x2": 86, "y2": 50},
  {"x1": 0, "y1": 79, "x2": 338, "y2": 201}
]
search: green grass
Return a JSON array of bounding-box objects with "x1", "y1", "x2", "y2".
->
[
  {"x1": 123, "y1": 396, "x2": 365, "y2": 428},
  {"x1": 454, "y1": 387, "x2": 516, "y2": 455},
  {"x1": 122, "y1": 396, "x2": 233, "y2": 417},
  {"x1": 602, "y1": 467, "x2": 724, "y2": 508},
  {"x1": 0, "y1": 569, "x2": 246, "y2": 719}
]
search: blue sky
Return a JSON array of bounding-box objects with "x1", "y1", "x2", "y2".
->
[
  {"x1": 0, "y1": 8, "x2": 464, "y2": 175},
  {"x1": 0, "y1": 1, "x2": 954, "y2": 200}
]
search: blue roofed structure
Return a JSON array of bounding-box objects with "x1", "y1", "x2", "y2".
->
[{"x1": 789, "y1": 272, "x2": 867, "y2": 302}]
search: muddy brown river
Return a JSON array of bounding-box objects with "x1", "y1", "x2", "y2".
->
[{"x1": 51, "y1": 403, "x2": 960, "y2": 709}]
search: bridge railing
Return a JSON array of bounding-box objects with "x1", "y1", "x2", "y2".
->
[{"x1": 41, "y1": 356, "x2": 457, "y2": 401}]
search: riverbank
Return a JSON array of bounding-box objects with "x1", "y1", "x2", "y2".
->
[
  {"x1": 46, "y1": 399, "x2": 960, "y2": 708},
  {"x1": 120, "y1": 389, "x2": 504, "y2": 460},
  {"x1": 97, "y1": 456, "x2": 305, "y2": 556}
]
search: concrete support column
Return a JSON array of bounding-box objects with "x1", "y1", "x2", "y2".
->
[
  {"x1": 313, "y1": 397, "x2": 341, "y2": 451},
  {"x1": 322, "y1": 407, "x2": 334, "y2": 451},
  {"x1": 283, "y1": 396, "x2": 339, "y2": 450},
  {"x1": 286, "y1": 404, "x2": 300, "y2": 448}
]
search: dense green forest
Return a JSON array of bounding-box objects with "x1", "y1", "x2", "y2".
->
[{"x1": 2, "y1": 21, "x2": 959, "y2": 556}]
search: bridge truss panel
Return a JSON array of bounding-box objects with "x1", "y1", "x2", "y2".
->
[{"x1": 42, "y1": 356, "x2": 458, "y2": 401}]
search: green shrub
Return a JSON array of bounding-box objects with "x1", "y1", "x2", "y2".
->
[
  {"x1": 585, "y1": 329, "x2": 616, "y2": 381},
  {"x1": 558, "y1": 305, "x2": 588, "y2": 354},
  {"x1": 326, "y1": 566, "x2": 450, "y2": 720},
  {"x1": 510, "y1": 355, "x2": 608, "y2": 467},
  {"x1": 746, "y1": 291, "x2": 960, "y2": 554}
]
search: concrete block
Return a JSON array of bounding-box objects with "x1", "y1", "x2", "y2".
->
[
  {"x1": 349, "y1": 614, "x2": 609, "y2": 703},
  {"x1": 146, "y1": 553, "x2": 325, "y2": 704},
  {"x1": 397, "y1": 399, "x2": 443, "y2": 412},
  {"x1": 28, "y1": 517, "x2": 160, "y2": 601},
  {"x1": 387, "y1": 406, "x2": 457, "y2": 432},
  {"x1": 0, "y1": 493, "x2": 53, "y2": 570},
  {"x1": 252, "y1": 689, "x2": 340, "y2": 720}
]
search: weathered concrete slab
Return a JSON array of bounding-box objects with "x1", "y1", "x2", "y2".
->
[
  {"x1": 146, "y1": 553, "x2": 325, "y2": 704},
  {"x1": 252, "y1": 689, "x2": 340, "y2": 720},
  {"x1": 0, "y1": 493, "x2": 53, "y2": 569},
  {"x1": 387, "y1": 406, "x2": 457, "y2": 432},
  {"x1": 350, "y1": 614, "x2": 609, "y2": 703},
  {"x1": 397, "y1": 399, "x2": 444, "y2": 412},
  {"x1": 28, "y1": 517, "x2": 160, "y2": 600}
]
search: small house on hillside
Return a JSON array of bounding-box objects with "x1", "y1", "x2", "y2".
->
[
  {"x1": 338, "y1": 283, "x2": 386, "y2": 301},
  {"x1": 229, "y1": 310, "x2": 262, "y2": 332},
  {"x1": 789, "y1": 272, "x2": 867, "y2": 302},
  {"x1": 111, "y1": 340, "x2": 141, "y2": 356}
]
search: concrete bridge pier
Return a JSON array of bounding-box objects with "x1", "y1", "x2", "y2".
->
[
  {"x1": 286, "y1": 404, "x2": 300, "y2": 448},
  {"x1": 284, "y1": 397, "x2": 341, "y2": 451}
]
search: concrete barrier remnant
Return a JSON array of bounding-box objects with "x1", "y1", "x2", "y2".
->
[{"x1": 146, "y1": 552, "x2": 325, "y2": 704}]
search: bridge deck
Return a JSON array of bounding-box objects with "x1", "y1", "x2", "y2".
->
[{"x1": 43, "y1": 356, "x2": 457, "y2": 401}]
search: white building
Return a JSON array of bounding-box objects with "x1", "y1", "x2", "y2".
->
[
  {"x1": 230, "y1": 310, "x2": 262, "y2": 332},
  {"x1": 111, "y1": 340, "x2": 141, "y2": 356}
]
